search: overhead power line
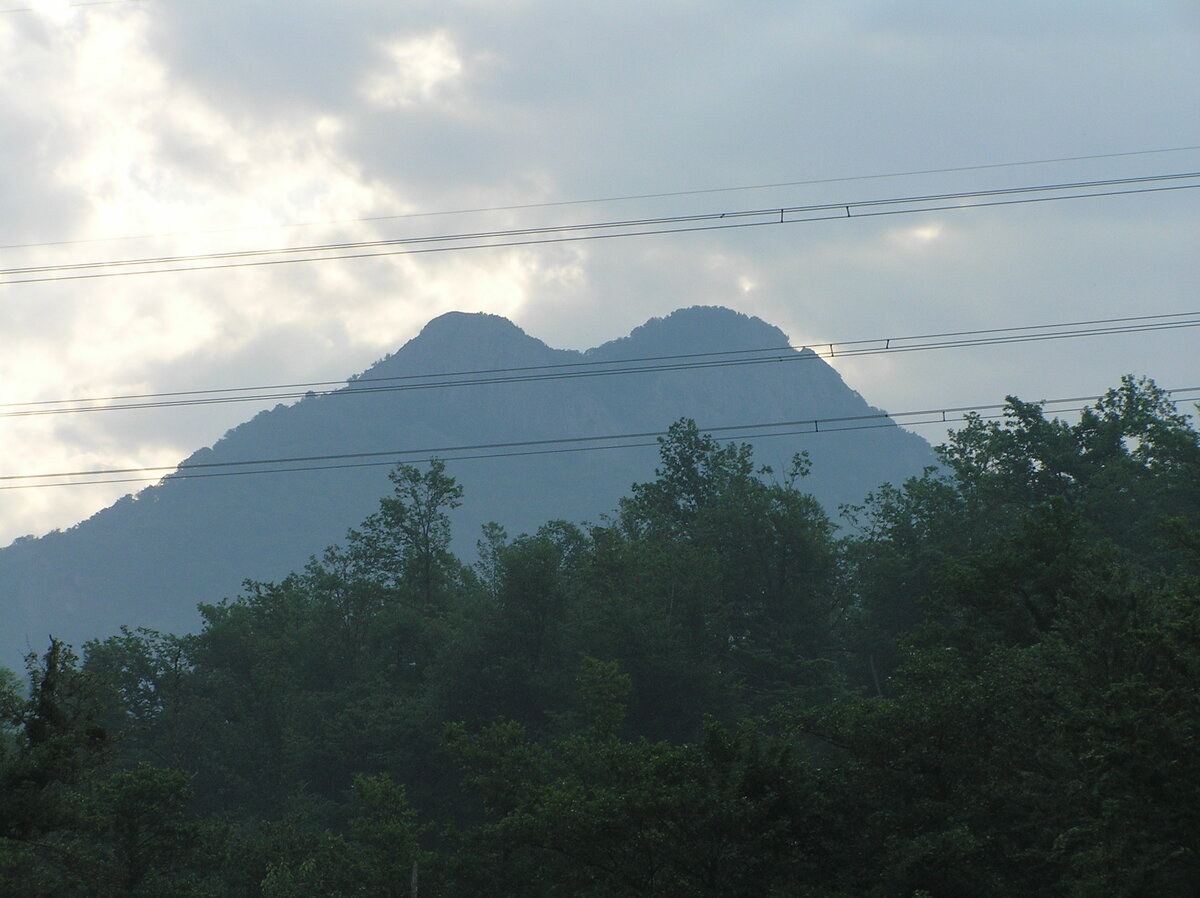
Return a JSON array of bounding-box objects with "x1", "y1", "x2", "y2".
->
[
  {"x1": 3, "y1": 171, "x2": 1197, "y2": 286},
  {"x1": 3, "y1": 310, "x2": 1200, "y2": 418},
  {"x1": 3, "y1": 144, "x2": 1198, "y2": 252},
  {"x1": 5, "y1": 385, "x2": 1199, "y2": 491}
]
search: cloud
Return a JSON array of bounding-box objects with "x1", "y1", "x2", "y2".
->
[
  {"x1": 0, "y1": 0, "x2": 1197, "y2": 547},
  {"x1": 886, "y1": 223, "x2": 945, "y2": 251},
  {"x1": 0, "y1": 7, "x2": 560, "y2": 542},
  {"x1": 360, "y1": 31, "x2": 466, "y2": 110}
]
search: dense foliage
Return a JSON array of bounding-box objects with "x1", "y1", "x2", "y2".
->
[{"x1": 2, "y1": 377, "x2": 1197, "y2": 896}]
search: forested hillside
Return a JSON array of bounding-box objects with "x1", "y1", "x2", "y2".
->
[{"x1": 2, "y1": 376, "x2": 1197, "y2": 896}]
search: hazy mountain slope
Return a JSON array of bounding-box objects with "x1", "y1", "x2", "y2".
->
[{"x1": 0, "y1": 307, "x2": 934, "y2": 667}]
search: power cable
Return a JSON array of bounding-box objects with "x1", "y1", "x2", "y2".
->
[
  {"x1": 6, "y1": 171, "x2": 1197, "y2": 276},
  {"x1": 5, "y1": 385, "x2": 1199, "y2": 490},
  {"x1": 3, "y1": 172, "x2": 1197, "y2": 286},
  {"x1": 3, "y1": 144, "x2": 1198, "y2": 252},
  {"x1": 4, "y1": 310, "x2": 1200, "y2": 418}
]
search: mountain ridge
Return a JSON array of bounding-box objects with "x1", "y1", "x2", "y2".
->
[{"x1": 0, "y1": 306, "x2": 935, "y2": 668}]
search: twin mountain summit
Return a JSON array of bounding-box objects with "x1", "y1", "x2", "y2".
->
[{"x1": 1, "y1": 307, "x2": 934, "y2": 667}]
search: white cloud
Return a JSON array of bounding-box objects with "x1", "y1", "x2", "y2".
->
[
  {"x1": 27, "y1": 0, "x2": 72, "y2": 25},
  {"x1": 889, "y1": 223, "x2": 944, "y2": 249},
  {"x1": 0, "y1": 12, "x2": 509, "y2": 541},
  {"x1": 360, "y1": 31, "x2": 465, "y2": 109},
  {"x1": 0, "y1": 0, "x2": 1197, "y2": 548}
]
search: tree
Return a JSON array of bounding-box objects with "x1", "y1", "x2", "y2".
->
[
  {"x1": 618, "y1": 419, "x2": 759, "y2": 541},
  {"x1": 85, "y1": 628, "x2": 199, "y2": 770},
  {"x1": 73, "y1": 764, "x2": 217, "y2": 898},
  {"x1": 0, "y1": 641, "x2": 109, "y2": 843},
  {"x1": 344, "y1": 774, "x2": 425, "y2": 897},
  {"x1": 446, "y1": 713, "x2": 824, "y2": 898},
  {"x1": 841, "y1": 376, "x2": 1200, "y2": 682},
  {"x1": 351, "y1": 460, "x2": 464, "y2": 609},
  {"x1": 816, "y1": 377, "x2": 1200, "y2": 893},
  {"x1": 425, "y1": 521, "x2": 588, "y2": 732},
  {"x1": 612, "y1": 420, "x2": 838, "y2": 723}
]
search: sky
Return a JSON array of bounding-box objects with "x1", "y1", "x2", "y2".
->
[{"x1": 1, "y1": 0, "x2": 1198, "y2": 546}]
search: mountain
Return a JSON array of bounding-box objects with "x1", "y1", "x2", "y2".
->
[{"x1": 0, "y1": 307, "x2": 935, "y2": 668}]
